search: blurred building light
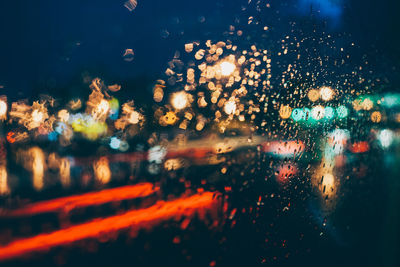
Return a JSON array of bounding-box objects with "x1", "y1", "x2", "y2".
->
[{"x1": 224, "y1": 99, "x2": 237, "y2": 115}]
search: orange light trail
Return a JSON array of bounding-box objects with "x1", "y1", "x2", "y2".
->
[
  {"x1": 0, "y1": 192, "x2": 221, "y2": 262},
  {"x1": 4, "y1": 183, "x2": 158, "y2": 217}
]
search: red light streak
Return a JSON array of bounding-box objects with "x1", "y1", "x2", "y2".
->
[
  {"x1": 0, "y1": 192, "x2": 221, "y2": 262},
  {"x1": 3, "y1": 183, "x2": 158, "y2": 217}
]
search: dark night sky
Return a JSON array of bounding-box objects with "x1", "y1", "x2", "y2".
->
[{"x1": 0, "y1": 0, "x2": 399, "y2": 99}]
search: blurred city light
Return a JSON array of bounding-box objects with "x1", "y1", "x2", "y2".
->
[
  {"x1": 370, "y1": 111, "x2": 382, "y2": 123},
  {"x1": 224, "y1": 99, "x2": 237, "y2": 115},
  {"x1": 291, "y1": 108, "x2": 304, "y2": 122},
  {"x1": 324, "y1": 106, "x2": 335, "y2": 120},
  {"x1": 279, "y1": 105, "x2": 292, "y2": 119},
  {"x1": 320, "y1": 86, "x2": 334, "y2": 101},
  {"x1": 307, "y1": 89, "x2": 320, "y2": 102},
  {"x1": 171, "y1": 91, "x2": 189, "y2": 110},
  {"x1": 311, "y1": 105, "x2": 325, "y2": 120},
  {"x1": 336, "y1": 105, "x2": 348, "y2": 118},
  {"x1": 110, "y1": 137, "x2": 121, "y2": 150},
  {"x1": 219, "y1": 61, "x2": 236, "y2": 76},
  {"x1": 0, "y1": 99, "x2": 7, "y2": 119},
  {"x1": 378, "y1": 129, "x2": 394, "y2": 149}
]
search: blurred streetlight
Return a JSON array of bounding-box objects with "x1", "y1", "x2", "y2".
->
[
  {"x1": 219, "y1": 61, "x2": 236, "y2": 76},
  {"x1": 171, "y1": 91, "x2": 189, "y2": 110},
  {"x1": 307, "y1": 89, "x2": 320, "y2": 102},
  {"x1": 224, "y1": 99, "x2": 237, "y2": 115},
  {"x1": 0, "y1": 99, "x2": 7, "y2": 120},
  {"x1": 320, "y1": 86, "x2": 334, "y2": 101}
]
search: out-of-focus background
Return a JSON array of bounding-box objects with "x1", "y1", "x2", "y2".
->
[{"x1": 0, "y1": 1, "x2": 399, "y2": 267}]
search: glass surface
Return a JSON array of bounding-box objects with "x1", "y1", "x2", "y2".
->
[{"x1": 0, "y1": 1, "x2": 399, "y2": 266}]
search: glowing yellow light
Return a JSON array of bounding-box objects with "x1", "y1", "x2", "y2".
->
[
  {"x1": 171, "y1": 91, "x2": 189, "y2": 110},
  {"x1": 224, "y1": 100, "x2": 236, "y2": 115},
  {"x1": 352, "y1": 99, "x2": 362, "y2": 111},
  {"x1": 371, "y1": 111, "x2": 382, "y2": 123},
  {"x1": 307, "y1": 89, "x2": 320, "y2": 102},
  {"x1": 279, "y1": 105, "x2": 292, "y2": 119},
  {"x1": 0, "y1": 100, "x2": 7, "y2": 119},
  {"x1": 219, "y1": 61, "x2": 236, "y2": 76},
  {"x1": 320, "y1": 86, "x2": 334, "y2": 101}
]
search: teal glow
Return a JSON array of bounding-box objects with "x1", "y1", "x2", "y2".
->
[
  {"x1": 302, "y1": 108, "x2": 311, "y2": 121},
  {"x1": 291, "y1": 108, "x2": 304, "y2": 122},
  {"x1": 324, "y1": 106, "x2": 335, "y2": 120},
  {"x1": 110, "y1": 137, "x2": 121, "y2": 150},
  {"x1": 336, "y1": 106, "x2": 348, "y2": 119},
  {"x1": 382, "y1": 94, "x2": 400, "y2": 108}
]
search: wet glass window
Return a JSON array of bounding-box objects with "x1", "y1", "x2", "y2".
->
[{"x1": 0, "y1": 0, "x2": 399, "y2": 266}]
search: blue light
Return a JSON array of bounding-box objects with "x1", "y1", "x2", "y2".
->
[
  {"x1": 110, "y1": 137, "x2": 121, "y2": 150},
  {"x1": 298, "y1": 0, "x2": 342, "y2": 20},
  {"x1": 48, "y1": 131, "x2": 58, "y2": 141},
  {"x1": 55, "y1": 122, "x2": 68, "y2": 134}
]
